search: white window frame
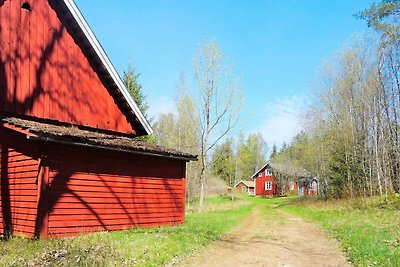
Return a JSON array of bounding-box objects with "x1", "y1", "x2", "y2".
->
[
  {"x1": 258, "y1": 172, "x2": 262, "y2": 177},
  {"x1": 265, "y1": 181, "x2": 272, "y2": 190},
  {"x1": 265, "y1": 169, "x2": 272, "y2": 176}
]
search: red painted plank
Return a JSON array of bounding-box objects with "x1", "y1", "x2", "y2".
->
[
  {"x1": 49, "y1": 174, "x2": 183, "y2": 186},
  {"x1": 47, "y1": 184, "x2": 182, "y2": 194},
  {"x1": 49, "y1": 193, "x2": 182, "y2": 204},
  {"x1": 48, "y1": 208, "x2": 182, "y2": 217},
  {"x1": 50, "y1": 202, "x2": 182, "y2": 210}
]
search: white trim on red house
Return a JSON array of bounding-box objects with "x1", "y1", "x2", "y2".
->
[
  {"x1": 62, "y1": 0, "x2": 153, "y2": 135},
  {"x1": 251, "y1": 162, "x2": 270, "y2": 179}
]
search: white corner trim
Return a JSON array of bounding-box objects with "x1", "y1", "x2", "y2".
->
[{"x1": 62, "y1": 0, "x2": 153, "y2": 135}]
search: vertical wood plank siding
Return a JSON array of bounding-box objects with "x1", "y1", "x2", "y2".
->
[
  {"x1": 0, "y1": 0, "x2": 134, "y2": 134},
  {"x1": 0, "y1": 126, "x2": 187, "y2": 239},
  {"x1": 44, "y1": 145, "x2": 185, "y2": 238},
  {"x1": 255, "y1": 172, "x2": 277, "y2": 196},
  {"x1": 0, "y1": 146, "x2": 39, "y2": 238}
]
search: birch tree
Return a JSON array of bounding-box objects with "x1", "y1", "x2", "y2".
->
[{"x1": 193, "y1": 41, "x2": 242, "y2": 210}]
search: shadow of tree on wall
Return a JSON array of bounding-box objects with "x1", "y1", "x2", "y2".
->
[
  {"x1": 1, "y1": 127, "x2": 184, "y2": 239},
  {"x1": 0, "y1": 0, "x2": 184, "y2": 239},
  {"x1": 36, "y1": 151, "x2": 183, "y2": 238}
]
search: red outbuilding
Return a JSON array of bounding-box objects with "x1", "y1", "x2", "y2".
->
[
  {"x1": 251, "y1": 163, "x2": 277, "y2": 197},
  {"x1": 234, "y1": 180, "x2": 255, "y2": 195},
  {"x1": 0, "y1": 0, "x2": 196, "y2": 239}
]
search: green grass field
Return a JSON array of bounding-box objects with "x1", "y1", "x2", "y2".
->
[
  {"x1": 2, "y1": 194, "x2": 398, "y2": 266},
  {"x1": 0, "y1": 195, "x2": 252, "y2": 267},
  {"x1": 280, "y1": 195, "x2": 400, "y2": 267}
]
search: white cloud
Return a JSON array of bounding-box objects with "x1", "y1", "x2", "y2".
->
[
  {"x1": 148, "y1": 96, "x2": 177, "y2": 120},
  {"x1": 257, "y1": 95, "x2": 308, "y2": 148}
]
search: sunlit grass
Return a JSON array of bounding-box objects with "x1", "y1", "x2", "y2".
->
[
  {"x1": 280, "y1": 195, "x2": 400, "y2": 267},
  {"x1": 0, "y1": 195, "x2": 253, "y2": 267}
]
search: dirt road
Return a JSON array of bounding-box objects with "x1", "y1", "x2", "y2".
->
[{"x1": 175, "y1": 204, "x2": 351, "y2": 267}]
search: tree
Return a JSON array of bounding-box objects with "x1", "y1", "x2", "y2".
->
[
  {"x1": 356, "y1": 0, "x2": 400, "y2": 35},
  {"x1": 122, "y1": 63, "x2": 149, "y2": 118},
  {"x1": 236, "y1": 133, "x2": 268, "y2": 180},
  {"x1": 153, "y1": 73, "x2": 201, "y2": 202},
  {"x1": 270, "y1": 144, "x2": 278, "y2": 160},
  {"x1": 122, "y1": 63, "x2": 156, "y2": 142},
  {"x1": 193, "y1": 41, "x2": 242, "y2": 210},
  {"x1": 211, "y1": 138, "x2": 236, "y2": 185}
]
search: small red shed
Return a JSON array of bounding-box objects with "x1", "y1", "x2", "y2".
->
[
  {"x1": 251, "y1": 163, "x2": 277, "y2": 197},
  {"x1": 234, "y1": 180, "x2": 255, "y2": 195},
  {"x1": 0, "y1": 0, "x2": 196, "y2": 239}
]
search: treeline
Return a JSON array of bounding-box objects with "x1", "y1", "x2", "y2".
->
[{"x1": 271, "y1": 1, "x2": 400, "y2": 199}]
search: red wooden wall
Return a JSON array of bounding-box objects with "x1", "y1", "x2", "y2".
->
[
  {"x1": 0, "y1": 128, "x2": 39, "y2": 238},
  {"x1": 254, "y1": 171, "x2": 277, "y2": 196},
  {"x1": 0, "y1": 125, "x2": 186, "y2": 239},
  {"x1": 235, "y1": 183, "x2": 244, "y2": 192},
  {"x1": 0, "y1": 0, "x2": 135, "y2": 134},
  {"x1": 44, "y1": 148, "x2": 185, "y2": 238}
]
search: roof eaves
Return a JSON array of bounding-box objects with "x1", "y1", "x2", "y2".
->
[
  {"x1": 250, "y1": 162, "x2": 270, "y2": 179},
  {"x1": 62, "y1": 0, "x2": 153, "y2": 136}
]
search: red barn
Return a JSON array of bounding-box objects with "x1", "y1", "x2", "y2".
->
[
  {"x1": 234, "y1": 180, "x2": 255, "y2": 195},
  {"x1": 0, "y1": 0, "x2": 196, "y2": 239},
  {"x1": 251, "y1": 163, "x2": 277, "y2": 197}
]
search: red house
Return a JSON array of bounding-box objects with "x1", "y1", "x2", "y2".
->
[
  {"x1": 234, "y1": 180, "x2": 255, "y2": 195},
  {"x1": 0, "y1": 0, "x2": 196, "y2": 239},
  {"x1": 251, "y1": 163, "x2": 277, "y2": 197},
  {"x1": 298, "y1": 177, "x2": 318, "y2": 196}
]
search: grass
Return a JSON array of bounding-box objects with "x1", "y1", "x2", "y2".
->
[
  {"x1": 280, "y1": 195, "x2": 400, "y2": 267},
  {"x1": 0, "y1": 195, "x2": 252, "y2": 267}
]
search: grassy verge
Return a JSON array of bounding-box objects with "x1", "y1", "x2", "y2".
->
[
  {"x1": 280, "y1": 196, "x2": 400, "y2": 267},
  {"x1": 0, "y1": 196, "x2": 252, "y2": 267}
]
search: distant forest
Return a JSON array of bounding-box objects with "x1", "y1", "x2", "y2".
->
[{"x1": 126, "y1": 0, "x2": 400, "y2": 202}]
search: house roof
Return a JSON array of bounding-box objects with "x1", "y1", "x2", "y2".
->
[
  {"x1": 234, "y1": 180, "x2": 255, "y2": 188},
  {"x1": 250, "y1": 163, "x2": 270, "y2": 179},
  {"x1": 1, "y1": 116, "x2": 197, "y2": 162},
  {"x1": 54, "y1": 0, "x2": 152, "y2": 136},
  {"x1": 268, "y1": 163, "x2": 311, "y2": 178},
  {"x1": 250, "y1": 162, "x2": 312, "y2": 179}
]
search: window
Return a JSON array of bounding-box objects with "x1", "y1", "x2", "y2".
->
[
  {"x1": 265, "y1": 181, "x2": 272, "y2": 190},
  {"x1": 310, "y1": 181, "x2": 317, "y2": 190},
  {"x1": 242, "y1": 185, "x2": 247, "y2": 192},
  {"x1": 258, "y1": 172, "x2": 262, "y2": 177},
  {"x1": 265, "y1": 169, "x2": 272, "y2": 176}
]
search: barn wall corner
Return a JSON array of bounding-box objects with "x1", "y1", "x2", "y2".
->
[{"x1": 35, "y1": 164, "x2": 49, "y2": 239}]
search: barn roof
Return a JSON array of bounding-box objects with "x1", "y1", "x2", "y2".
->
[
  {"x1": 1, "y1": 116, "x2": 197, "y2": 162},
  {"x1": 52, "y1": 0, "x2": 152, "y2": 136},
  {"x1": 234, "y1": 180, "x2": 255, "y2": 188}
]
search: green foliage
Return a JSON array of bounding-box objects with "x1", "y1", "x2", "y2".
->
[
  {"x1": 236, "y1": 133, "x2": 268, "y2": 180},
  {"x1": 211, "y1": 138, "x2": 235, "y2": 185},
  {"x1": 281, "y1": 198, "x2": 400, "y2": 267},
  {"x1": 270, "y1": 143, "x2": 278, "y2": 160},
  {"x1": 122, "y1": 63, "x2": 156, "y2": 142},
  {"x1": 122, "y1": 64, "x2": 149, "y2": 119},
  {"x1": 153, "y1": 77, "x2": 201, "y2": 202},
  {"x1": 356, "y1": 0, "x2": 400, "y2": 34}
]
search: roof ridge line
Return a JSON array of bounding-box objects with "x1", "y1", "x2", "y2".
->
[{"x1": 62, "y1": 0, "x2": 153, "y2": 135}]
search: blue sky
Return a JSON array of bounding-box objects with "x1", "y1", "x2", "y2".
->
[{"x1": 75, "y1": 0, "x2": 371, "y2": 148}]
